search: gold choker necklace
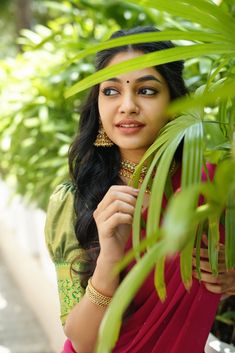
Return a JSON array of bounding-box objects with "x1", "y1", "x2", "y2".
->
[
  {"x1": 119, "y1": 159, "x2": 177, "y2": 191},
  {"x1": 119, "y1": 160, "x2": 148, "y2": 184}
]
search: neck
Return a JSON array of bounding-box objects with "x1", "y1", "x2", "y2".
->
[{"x1": 120, "y1": 149, "x2": 146, "y2": 165}]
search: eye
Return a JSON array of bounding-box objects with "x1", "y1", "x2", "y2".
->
[
  {"x1": 139, "y1": 87, "x2": 158, "y2": 96},
  {"x1": 101, "y1": 87, "x2": 119, "y2": 96}
]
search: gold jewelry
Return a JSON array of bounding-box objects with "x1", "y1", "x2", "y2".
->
[
  {"x1": 118, "y1": 159, "x2": 177, "y2": 193},
  {"x1": 119, "y1": 160, "x2": 148, "y2": 184},
  {"x1": 94, "y1": 120, "x2": 114, "y2": 147},
  {"x1": 86, "y1": 278, "x2": 112, "y2": 307},
  {"x1": 119, "y1": 159, "x2": 150, "y2": 193}
]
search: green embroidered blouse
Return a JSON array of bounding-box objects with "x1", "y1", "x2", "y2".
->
[{"x1": 44, "y1": 181, "x2": 85, "y2": 326}]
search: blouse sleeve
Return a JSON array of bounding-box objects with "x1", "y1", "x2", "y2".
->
[{"x1": 44, "y1": 181, "x2": 85, "y2": 326}]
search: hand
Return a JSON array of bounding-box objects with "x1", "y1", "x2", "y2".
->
[
  {"x1": 192, "y1": 243, "x2": 235, "y2": 296},
  {"x1": 93, "y1": 185, "x2": 139, "y2": 263}
]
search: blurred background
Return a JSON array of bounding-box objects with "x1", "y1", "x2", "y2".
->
[{"x1": 0, "y1": 0, "x2": 234, "y2": 352}]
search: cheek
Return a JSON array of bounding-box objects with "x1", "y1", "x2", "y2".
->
[
  {"x1": 98, "y1": 96, "x2": 113, "y2": 120},
  {"x1": 155, "y1": 115, "x2": 169, "y2": 131},
  {"x1": 152, "y1": 97, "x2": 170, "y2": 122},
  {"x1": 97, "y1": 95, "x2": 102, "y2": 116}
]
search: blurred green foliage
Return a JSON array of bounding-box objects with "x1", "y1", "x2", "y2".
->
[
  {"x1": 0, "y1": 0, "x2": 156, "y2": 209},
  {"x1": 0, "y1": 0, "x2": 234, "y2": 210}
]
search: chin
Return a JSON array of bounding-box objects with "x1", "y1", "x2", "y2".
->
[{"x1": 116, "y1": 143, "x2": 149, "y2": 151}]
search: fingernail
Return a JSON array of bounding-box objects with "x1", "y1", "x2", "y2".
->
[{"x1": 133, "y1": 188, "x2": 139, "y2": 193}]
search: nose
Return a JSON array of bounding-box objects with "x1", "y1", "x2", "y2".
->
[{"x1": 118, "y1": 92, "x2": 139, "y2": 115}]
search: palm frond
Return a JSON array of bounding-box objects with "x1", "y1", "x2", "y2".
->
[
  {"x1": 168, "y1": 80, "x2": 235, "y2": 116},
  {"x1": 128, "y1": 0, "x2": 235, "y2": 35},
  {"x1": 95, "y1": 241, "x2": 165, "y2": 353},
  {"x1": 208, "y1": 214, "x2": 220, "y2": 274},
  {"x1": 180, "y1": 121, "x2": 204, "y2": 288},
  {"x1": 96, "y1": 160, "x2": 235, "y2": 352},
  {"x1": 225, "y1": 193, "x2": 235, "y2": 269},
  {"x1": 65, "y1": 44, "x2": 234, "y2": 97},
  {"x1": 63, "y1": 30, "x2": 225, "y2": 69},
  {"x1": 132, "y1": 115, "x2": 197, "y2": 258}
]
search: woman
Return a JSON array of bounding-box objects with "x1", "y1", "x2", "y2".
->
[{"x1": 45, "y1": 26, "x2": 235, "y2": 353}]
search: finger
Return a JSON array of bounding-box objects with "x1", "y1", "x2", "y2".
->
[
  {"x1": 105, "y1": 187, "x2": 139, "y2": 207},
  {"x1": 221, "y1": 294, "x2": 230, "y2": 300},
  {"x1": 104, "y1": 213, "x2": 133, "y2": 235},
  {"x1": 202, "y1": 233, "x2": 208, "y2": 246},
  {"x1": 109, "y1": 185, "x2": 139, "y2": 197},
  {"x1": 98, "y1": 200, "x2": 135, "y2": 223},
  {"x1": 192, "y1": 246, "x2": 225, "y2": 262},
  {"x1": 201, "y1": 234, "x2": 224, "y2": 249},
  {"x1": 203, "y1": 283, "x2": 223, "y2": 294},
  {"x1": 218, "y1": 271, "x2": 235, "y2": 295},
  {"x1": 98, "y1": 186, "x2": 139, "y2": 210},
  {"x1": 109, "y1": 185, "x2": 139, "y2": 194},
  {"x1": 192, "y1": 270, "x2": 221, "y2": 285},
  {"x1": 192, "y1": 257, "x2": 226, "y2": 273},
  {"x1": 223, "y1": 290, "x2": 235, "y2": 296}
]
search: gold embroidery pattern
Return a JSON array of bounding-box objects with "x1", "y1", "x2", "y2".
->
[
  {"x1": 58, "y1": 278, "x2": 85, "y2": 315},
  {"x1": 55, "y1": 261, "x2": 85, "y2": 324}
]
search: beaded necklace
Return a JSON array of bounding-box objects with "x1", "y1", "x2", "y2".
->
[{"x1": 119, "y1": 159, "x2": 177, "y2": 193}]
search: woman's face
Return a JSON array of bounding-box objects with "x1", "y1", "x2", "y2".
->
[{"x1": 98, "y1": 50, "x2": 170, "y2": 161}]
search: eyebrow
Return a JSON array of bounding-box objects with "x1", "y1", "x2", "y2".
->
[{"x1": 104, "y1": 75, "x2": 162, "y2": 84}]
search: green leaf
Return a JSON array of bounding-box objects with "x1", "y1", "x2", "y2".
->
[
  {"x1": 181, "y1": 121, "x2": 203, "y2": 188},
  {"x1": 65, "y1": 44, "x2": 234, "y2": 97},
  {"x1": 162, "y1": 184, "x2": 201, "y2": 253},
  {"x1": 216, "y1": 314, "x2": 235, "y2": 326},
  {"x1": 63, "y1": 30, "x2": 225, "y2": 68},
  {"x1": 146, "y1": 116, "x2": 199, "y2": 243},
  {"x1": 195, "y1": 222, "x2": 204, "y2": 280},
  {"x1": 225, "y1": 192, "x2": 235, "y2": 269},
  {"x1": 213, "y1": 159, "x2": 235, "y2": 203},
  {"x1": 146, "y1": 133, "x2": 184, "y2": 241},
  {"x1": 180, "y1": 121, "x2": 203, "y2": 287},
  {"x1": 20, "y1": 29, "x2": 42, "y2": 45},
  {"x1": 168, "y1": 81, "x2": 235, "y2": 116},
  {"x1": 132, "y1": 148, "x2": 163, "y2": 258},
  {"x1": 95, "y1": 241, "x2": 165, "y2": 353},
  {"x1": 128, "y1": 0, "x2": 235, "y2": 36},
  {"x1": 208, "y1": 215, "x2": 220, "y2": 274},
  {"x1": 154, "y1": 257, "x2": 166, "y2": 301},
  {"x1": 131, "y1": 114, "x2": 196, "y2": 256}
]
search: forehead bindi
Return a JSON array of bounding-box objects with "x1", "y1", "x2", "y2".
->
[
  {"x1": 104, "y1": 51, "x2": 164, "y2": 84},
  {"x1": 103, "y1": 74, "x2": 162, "y2": 85}
]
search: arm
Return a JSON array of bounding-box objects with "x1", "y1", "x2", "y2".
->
[
  {"x1": 64, "y1": 256, "x2": 119, "y2": 353},
  {"x1": 64, "y1": 185, "x2": 139, "y2": 353}
]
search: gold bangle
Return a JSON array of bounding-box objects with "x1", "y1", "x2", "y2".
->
[{"x1": 86, "y1": 278, "x2": 112, "y2": 308}]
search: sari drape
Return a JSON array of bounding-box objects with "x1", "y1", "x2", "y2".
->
[{"x1": 62, "y1": 164, "x2": 222, "y2": 353}]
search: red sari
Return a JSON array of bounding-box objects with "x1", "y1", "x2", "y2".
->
[{"x1": 62, "y1": 164, "x2": 222, "y2": 353}]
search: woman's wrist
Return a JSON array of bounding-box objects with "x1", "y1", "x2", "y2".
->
[
  {"x1": 91, "y1": 254, "x2": 120, "y2": 296},
  {"x1": 86, "y1": 278, "x2": 113, "y2": 307}
]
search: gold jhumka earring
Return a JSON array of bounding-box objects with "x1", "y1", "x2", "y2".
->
[{"x1": 94, "y1": 120, "x2": 114, "y2": 147}]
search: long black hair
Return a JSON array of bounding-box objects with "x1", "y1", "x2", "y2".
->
[{"x1": 69, "y1": 26, "x2": 188, "y2": 286}]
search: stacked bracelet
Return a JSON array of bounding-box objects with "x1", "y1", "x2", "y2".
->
[{"x1": 86, "y1": 278, "x2": 112, "y2": 308}]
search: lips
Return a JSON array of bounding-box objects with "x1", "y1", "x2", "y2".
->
[
  {"x1": 115, "y1": 119, "x2": 145, "y2": 135},
  {"x1": 115, "y1": 119, "x2": 145, "y2": 128}
]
